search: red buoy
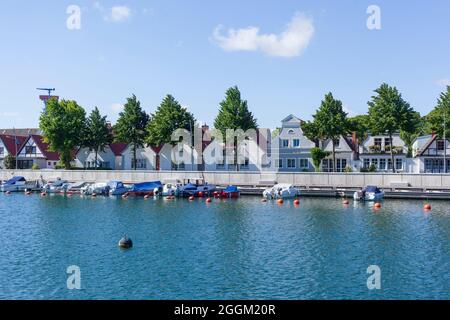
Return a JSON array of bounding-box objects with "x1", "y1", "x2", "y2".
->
[
  {"x1": 342, "y1": 200, "x2": 349, "y2": 205},
  {"x1": 189, "y1": 196, "x2": 195, "y2": 201},
  {"x1": 423, "y1": 203, "x2": 432, "y2": 211},
  {"x1": 198, "y1": 191, "x2": 204, "y2": 198},
  {"x1": 261, "y1": 198, "x2": 267, "y2": 202},
  {"x1": 294, "y1": 199, "x2": 300, "y2": 206},
  {"x1": 374, "y1": 202, "x2": 382, "y2": 209},
  {"x1": 206, "y1": 197, "x2": 212, "y2": 203}
]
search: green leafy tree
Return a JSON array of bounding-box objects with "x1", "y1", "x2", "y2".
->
[
  {"x1": 146, "y1": 95, "x2": 196, "y2": 146},
  {"x1": 214, "y1": 86, "x2": 258, "y2": 171},
  {"x1": 114, "y1": 95, "x2": 149, "y2": 170},
  {"x1": 311, "y1": 147, "x2": 330, "y2": 172},
  {"x1": 302, "y1": 93, "x2": 349, "y2": 172},
  {"x1": 422, "y1": 86, "x2": 450, "y2": 137},
  {"x1": 3, "y1": 154, "x2": 16, "y2": 169},
  {"x1": 367, "y1": 83, "x2": 417, "y2": 173},
  {"x1": 400, "y1": 111, "x2": 422, "y2": 157},
  {"x1": 83, "y1": 107, "x2": 113, "y2": 169},
  {"x1": 39, "y1": 99, "x2": 86, "y2": 169},
  {"x1": 348, "y1": 114, "x2": 370, "y2": 143}
]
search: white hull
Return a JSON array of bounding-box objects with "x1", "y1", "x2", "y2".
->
[
  {"x1": 353, "y1": 191, "x2": 384, "y2": 201},
  {"x1": 263, "y1": 184, "x2": 299, "y2": 199}
]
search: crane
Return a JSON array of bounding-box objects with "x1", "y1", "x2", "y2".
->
[{"x1": 36, "y1": 88, "x2": 56, "y2": 110}]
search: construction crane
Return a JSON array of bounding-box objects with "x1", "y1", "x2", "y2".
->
[{"x1": 36, "y1": 88, "x2": 56, "y2": 110}]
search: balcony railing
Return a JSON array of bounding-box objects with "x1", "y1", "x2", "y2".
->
[{"x1": 364, "y1": 145, "x2": 405, "y2": 154}]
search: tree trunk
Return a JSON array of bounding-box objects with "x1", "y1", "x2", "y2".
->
[
  {"x1": 332, "y1": 140, "x2": 336, "y2": 172},
  {"x1": 390, "y1": 133, "x2": 396, "y2": 173},
  {"x1": 94, "y1": 149, "x2": 98, "y2": 171},
  {"x1": 133, "y1": 144, "x2": 137, "y2": 171}
]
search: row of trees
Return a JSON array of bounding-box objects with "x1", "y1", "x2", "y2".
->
[
  {"x1": 39, "y1": 86, "x2": 257, "y2": 170},
  {"x1": 304, "y1": 84, "x2": 450, "y2": 172},
  {"x1": 39, "y1": 83, "x2": 449, "y2": 172}
]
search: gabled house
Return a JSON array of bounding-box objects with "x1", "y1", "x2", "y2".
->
[
  {"x1": 320, "y1": 133, "x2": 359, "y2": 172},
  {"x1": 0, "y1": 134, "x2": 27, "y2": 168},
  {"x1": 358, "y1": 133, "x2": 408, "y2": 172},
  {"x1": 16, "y1": 135, "x2": 60, "y2": 169},
  {"x1": 271, "y1": 114, "x2": 315, "y2": 172},
  {"x1": 74, "y1": 143, "x2": 128, "y2": 170},
  {"x1": 202, "y1": 128, "x2": 271, "y2": 171},
  {"x1": 412, "y1": 134, "x2": 450, "y2": 173}
]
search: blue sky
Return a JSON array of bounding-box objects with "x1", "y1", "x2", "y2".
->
[{"x1": 0, "y1": 0, "x2": 449, "y2": 129}]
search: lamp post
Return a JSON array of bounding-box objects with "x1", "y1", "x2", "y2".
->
[{"x1": 444, "y1": 114, "x2": 447, "y2": 173}]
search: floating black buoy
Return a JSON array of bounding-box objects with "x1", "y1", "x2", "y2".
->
[{"x1": 118, "y1": 235, "x2": 133, "y2": 249}]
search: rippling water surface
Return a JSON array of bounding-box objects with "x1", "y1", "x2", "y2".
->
[{"x1": 0, "y1": 193, "x2": 448, "y2": 300}]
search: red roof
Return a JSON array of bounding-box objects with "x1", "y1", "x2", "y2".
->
[
  {"x1": 0, "y1": 134, "x2": 27, "y2": 156},
  {"x1": 110, "y1": 142, "x2": 128, "y2": 156},
  {"x1": 25, "y1": 135, "x2": 61, "y2": 161},
  {"x1": 150, "y1": 145, "x2": 163, "y2": 154}
]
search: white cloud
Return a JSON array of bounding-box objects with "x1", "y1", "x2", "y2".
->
[
  {"x1": 108, "y1": 6, "x2": 131, "y2": 22},
  {"x1": 436, "y1": 78, "x2": 450, "y2": 87},
  {"x1": 111, "y1": 103, "x2": 123, "y2": 113},
  {"x1": 343, "y1": 105, "x2": 357, "y2": 117},
  {"x1": 93, "y1": 2, "x2": 131, "y2": 22},
  {"x1": 212, "y1": 12, "x2": 314, "y2": 58}
]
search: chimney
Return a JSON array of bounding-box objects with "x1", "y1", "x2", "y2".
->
[
  {"x1": 202, "y1": 123, "x2": 209, "y2": 133},
  {"x1": 352, "y1": 131, "x2": 358, "y2": 146},
  {"x1": 431, "y1": 131, "x2": 436, "y2": 138}
]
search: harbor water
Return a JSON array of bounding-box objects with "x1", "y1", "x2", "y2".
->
[{"x1": 0, "y1": 193, "x2": 448, "y2": 299}]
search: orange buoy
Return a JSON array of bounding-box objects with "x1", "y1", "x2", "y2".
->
[
  {"x1": 423, "y1": 203, "x2": 432, "y2": 210},
  {"x1": 144, "y1": 194, "x2": 150, "y2": 199},
  {"x1": 25, "y1": 191, "x2": 32, "y2": 196},
  {"x1": 40, "y1": 192, "x2": 47, "y2": 197},
  {"x1": 342, "y1": 200, "x2": 349, "y2": 205},
  {"x1": 294, "y1": 199, "x2": 300, "y2": 206},
  {"x1": 277, "y1": 199, "x2": 284, "y2": 205},
  {"x1": 92, "y1": 193, "x2": 97, "y2": 198},
  {"x1": 374, "y1": 202, "x2": 382, "y2": 209},
  {"x1": 261, "y1": 198, "x2": 267, "y2": 202},
  {"x1": 189, "y1": 196, "x2": 195, "y2": 201},
  {"x1": 206, "y1": 197, "x2": 212, "y2": 203}
]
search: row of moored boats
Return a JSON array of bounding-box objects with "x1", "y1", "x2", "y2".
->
[{"x1": 0, "y1": 176, "x2": 384, "y2": 201}]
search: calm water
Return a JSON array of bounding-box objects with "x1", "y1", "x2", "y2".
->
[{"x1": 0, "y1": 193, "x2": 448, "y2": 300}]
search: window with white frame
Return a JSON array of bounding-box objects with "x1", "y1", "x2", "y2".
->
[
  {"x1": 363, "y1": 159, "x2": 370, "y2": 168},
  {"x1": 437, "y1": 140, "x2": 445, "y2": 151},
  {"x1": 371, "y1": 158, "x2": 378, "y2": 169},
  {"x1": 276, "y1": 159, "x2": 283, "y2": 168},
  {"x1": 395, "y1": 158, "x2": 403, "y2": 170},
  {"x1": 133, "y1": 159, "x2": 147, "y2": 169},
  {"x1": 387, "y1": 159, "x2": 393, "y2": 170},
  {"x1": 379, "y1": 158, "x2": 386, "y2": 170},
  {"x1": 287, "y1": 159, "x2": 296, "y2": 168},
  {"x1": 299, "y1": 159, "x2": 309, "y2": 169},
  {"x1": 293, "y1": 139, "x2": 300, "y2": 147},
  {"x1": 282, "y1": 139, "x2": 289, "y2": 148}
]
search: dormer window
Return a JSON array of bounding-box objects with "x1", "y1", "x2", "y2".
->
[{"x1": 288, "y1": 129, "x2": 295, "y2": 135}]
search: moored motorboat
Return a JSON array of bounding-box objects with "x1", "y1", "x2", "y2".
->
[
  {"x1": 263, "y1": 184, "x2": 299, "y2": 200},
  {"x1": 42, "y1": 178, "x2": 68, "y2": 194},
  {"x1": 64, "y1": 181, "x2": 89, "y2": 194},
  {"x1": 80, "y1": 182, "x2": 110, "y2": 196},
  {"x1": 108, "y1": 181, "x2": 130, "y2": 196},
  {"x1": 162, "y1": 179, "x2": 182, "y2": 196},
  {"x1": 129, "y1": 181, "x2": 163, "y2": 197},
  {"x1": 179, "y1": 179, "x2": 216, "y2": 197},
  {"x1": 216, "y1": 185, "x2": 240, "y2": 198},
  {"x1": 1, "y1": 176, "x2": 28, "y2": 192},
  {"x1": 354, "y1": 186, "x2": 384, "y2": 201}
]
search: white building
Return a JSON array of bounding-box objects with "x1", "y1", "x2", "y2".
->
[
  {"x1": 0, "y1": 134, "x2": 27, "y2": 168},
  {"x1": 271, "y1": 115, "x2": 315, "y2": 172},
  {"x1": 74, "y1": 143, "x2": 128, "y2": 170},
  {"x1": 358, "y1": 133, "x2": 408, "y2": 172},
  {"x1": 320, "y1": 134, "x2": 359, "y2": 172},
  {"x1": 16, "y1": 135, "x2": 60, "y2": 169},
  {"x1": 412, "y1": 134, "x2": 450, "y2": 173}
]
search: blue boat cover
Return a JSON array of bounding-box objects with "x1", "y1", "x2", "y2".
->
[
  {"x1": 364, "y1": 186, "x2": 381, "y2": 193},
  {"x1": 6, "y1": 176, "x2": 26, "y2": 184},
  {"x1": 108, "y1": 181, "x2": 125, "y2": 189},
  {"x1": 131, "y1": 181, "x2": 162, "y2": 192},
  {"x1": 224, "y1": 185, "x2": 239, "y2": 193},
  {"x1": 181, "y1": 183, "x2": 198, "y2": 191}
]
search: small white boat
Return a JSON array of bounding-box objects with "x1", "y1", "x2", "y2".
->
[
  {"x1": 64, "y1": 181, "x2": 89, "y2": 194},
  {"x1": 1, "y1": 176, "x2": 28, "y2": 192},
  {"x1": 263, "y1": 184, "x2": 299, "y2": 199},
  {"x1": 353, "y1": 186, "x2": 384, "y2": 201},
  {"x1": 81, "y1": 182, "x2": 109, "y2": 195},
  {"x1": 108, "y1": 181, "x2": 130, "y2": 196},
  {"x1": 162, "y1": 179, "x2": 182, "y2": 196},
  {"x1": 42, "y1": 178, "x2": 68, "y2": 193}
]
